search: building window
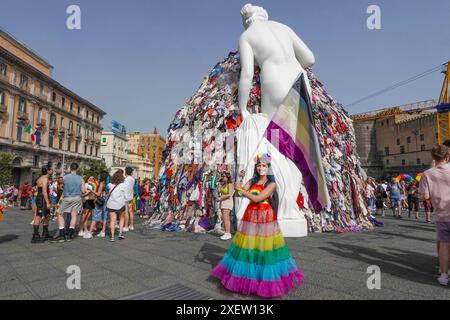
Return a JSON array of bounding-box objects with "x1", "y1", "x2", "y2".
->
[
  {"x1": 421, "y1": 144, "x2": 426, "y2": 151},
  {"x1": 386, "y1": 119, "x2": 389, "y2": 125},
  {"x1": 75, "y1": 141, "x2": 79, "y2": 153},
  {"x1": 61, "y1": 97, "x2": 65, "y2": 107},
  {"x1": 86, "y1": 110, "x2": 89, "y2": 119},
  {"x1": 0, "y1": 90, "x2": 4, "y2": 105},
  {"x1": 402, "y1": 159, "x2": 406, "y2": 165},
  {"x1": 77, "y1": 105, "x2": 80, "y2": 115},
  {"x1": 70, "y1": 102, "x2": 73, "y2": 112},
  {"x1": 52, "y1": 92, "x2": 56, "y2": 102},
  {"x1": 33, "y1": 155, "x2": 40, "y2": 168},
  {"x1": 417, "y1": 158, "x2": 421, "y2": 165},
  {"x1": 59, "y1": 136, "x2": 63, "y2": 150},
  {"x1": 420, "y1": 134, "x2": 424, "y2": 141},
  {"x1": 407, "y1": 137, "x2": 411, "y2": 144},
  {"x1": 0, "y1": 61, "x2": 6, "y2": 76},
  {"x1": 400, "y1": 146, "x2": 405, "y2": 154},
  {"x1": 16, "y1": 125, "x2": 23, "y2": 141},
  {"x1": 90, "y1": 146, "x2": 93, "y2": 155},
  {"x1": 95, "y1": 147, "x2": 98, "y2": 157},
  {"x1": 19, "y1": 97, "x2": 26, "y2": 112},
  {"x1": 39, "y1": 83, "x2": 43, "y2": 95},
  {"x1": 397, "y1": 139, "x2": 400, "y2": 145},
  {"x1": 19, "y1": 74, "x2": 28, "y2": 87},
  {"x1": 84, "y1": 144, "x2": 87, "y2": 154}
]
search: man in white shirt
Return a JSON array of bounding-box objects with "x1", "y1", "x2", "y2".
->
[{"x1": 123, "y1": 167, "x2": 135, "y2": 231}]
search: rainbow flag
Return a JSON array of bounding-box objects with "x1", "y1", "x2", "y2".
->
[
  {"x1": 265, "y1": 74, "x2": 330, "y2": 213},
  {"x1": 132, "y1": 183, "x2": 140, "y2": 212}
]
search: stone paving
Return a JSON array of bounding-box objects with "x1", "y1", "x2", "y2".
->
[{"x1": 0, "y1": 207, "x2": 449, "y2": 300}]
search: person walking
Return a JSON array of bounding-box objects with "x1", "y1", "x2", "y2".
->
[
  {"x1": 79, "y1": 176, "x2": 96, "y2": 237},
  {"x1": 218, "y1": 171, "x2": 234, "y2": 241},
  {"x1": 123, "y1": 167, "x2": 136, "y2": 232},
  {"x1": 19, "y1": 181, "x2": 31, "y2": 210},
  {"x1": 418, "y1": 145, "x2": 450, "y2": 286},
  {"x1": 388, "y1": 178, "x2": 402, "y2": 218},
  {"x1": 106, "y1": 169, "x2": 127, "y2": 242},
  {"x1": 51, "y1": 163, "x2": 85, "y2": 243},
  {"x1": 85, "y1": 171, "x2": 109, "y2": 239},
  {"x1": 31, "y1": 166, "x2": 53, "y2": 243},
  {"x1": 407, "y1": 180, "x2": 420, "y2": 220}
]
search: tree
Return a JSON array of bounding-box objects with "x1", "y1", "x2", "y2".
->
[
  {"x1": 0, "y1": 153, "x2": 15, "y2": 187},
  {"x1": 79, "y1": 160, "x2": 109, "y2": 179}
]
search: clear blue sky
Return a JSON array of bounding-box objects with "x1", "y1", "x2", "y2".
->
[{"x1": 1, "y1": 0, "x2": 449, "y2": 137}]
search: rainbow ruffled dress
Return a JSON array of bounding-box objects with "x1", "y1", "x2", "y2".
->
[{"x1": 212, "y1": 183, "x2": 304, "y2": 298}]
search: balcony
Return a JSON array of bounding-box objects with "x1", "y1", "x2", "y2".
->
[
  {"x1": 17, "y1": 111, "x2": 29, "y2": 121},
  {"x1": 38, "y1": 93, "x2": 48, "y2": 101},
  {"x1": 58, "y1": 127, "x2": 66, "y2": 137},
  {"x1": 0, "y1": 73, "x2": 9, "y2": 83},
  {"x1": 36, "y1": 118, "x2": 46, "y2": 129},
  {"x1": 67, "y1": 129, "x2": 75, "y2": 137},
  {"x1": 49, "y1": 124, "x2": 58, "y2": 135}
]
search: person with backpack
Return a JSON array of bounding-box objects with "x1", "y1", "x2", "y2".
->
[
  {"x1": 106, "y1": 169, "x2": 127, "y2": 242},
  {"x1": 212, "y1": 152, "x2": 301, "y2": 298},
  {"x1": 218, "y1": 171, "x2": 234, "y2": 241}
]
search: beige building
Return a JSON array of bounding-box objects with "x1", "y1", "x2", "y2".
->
[
  {"x1": 127, "y1": 151, "x2": 153, "y2": 180},
  {"x1": 0, "y1": 28, "x2": 105, "y2": 185},
  {"x1": 127, "y1": 128, "x2": 165, "y2": 177},
  {"x1": 100, "y1": 129, "x2": 128, "y2": 173},
  {"x1": 352, "y1": 100, "x2": 438, "y2": 178}
]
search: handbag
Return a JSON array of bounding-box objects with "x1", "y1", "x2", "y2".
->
[{"x1": 95, "y1": 196, "x2": 105, "y2": 207}]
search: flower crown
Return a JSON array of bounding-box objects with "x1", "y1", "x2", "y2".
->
[{"x1": 254, "y1": 153, "x2": 272, "y2": 164}]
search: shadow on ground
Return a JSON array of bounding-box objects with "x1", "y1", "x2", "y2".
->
[
  {"x1": 319, "y1": 243, "x2": 438, "y2": 286},
  {"x1": 0, "y1": 234, "x2": 19, "y2": 244}
]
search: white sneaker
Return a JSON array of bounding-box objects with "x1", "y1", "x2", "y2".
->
[
  {"x1": 83, "y1": 232, "x2": 93, "y2": 239},
  {"x1": 129, "y1": 226, "x2": 134, "y2": 231},
  {"x1": 220, "y1": 233, "x2": 232, "y2": 241},
  {"x1": 30, "y1": 220, "x2": 34, "y2": 225},
  {"x1": 437, "y1": 274, "x2": 449, "y2": 286},
  {"x1": 96, "y1": 232, "x2": 106, "y2": 238},
  {"x1": 123, "y1": 227, "x2": 129, "y2": 232},
  {"x1": 78, "y1": 231, "x2": 85, "y2": 237}
]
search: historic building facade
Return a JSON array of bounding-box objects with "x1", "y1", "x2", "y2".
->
[
  {"x1": 0, "y1": 29, "x2": 105, "y2": 185},
  {"x1": 352, "y1": 100, "x2": 438, "y2": 178}
]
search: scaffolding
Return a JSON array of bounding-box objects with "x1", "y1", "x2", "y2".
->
[{"x1": 437, "y1": 62, "x2": 450, "y2": 144}]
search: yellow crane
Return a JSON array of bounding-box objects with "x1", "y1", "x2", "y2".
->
[{"x1": 437, "y1": 61, "x2": 450, "y2": 144}]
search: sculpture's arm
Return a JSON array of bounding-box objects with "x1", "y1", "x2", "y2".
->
[
  {"x1": 238, "y1": 36, "x2": 254, "y2": 119},
  {"x1": 290, "y1": 28, "x2": 315, "y2": 68}
]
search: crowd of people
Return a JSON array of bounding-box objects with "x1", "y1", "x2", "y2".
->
[
  {"x1": 1, "y1": 164, "x2": 161, "y2": 243},
  {"x1": 363, "y1": 177, "x2": 431, "y2": 222}
]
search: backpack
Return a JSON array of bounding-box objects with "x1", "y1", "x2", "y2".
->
[{"x1": 265, "y1": 181, "x2": 279, "y2": 212}]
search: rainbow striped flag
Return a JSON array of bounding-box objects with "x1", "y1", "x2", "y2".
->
[
  {"x1": 133, "y1": 183, "x2": 140, "y2": 212},
  {"x1": 265, "y1": 74, "x2": 330, "y2": 213}
]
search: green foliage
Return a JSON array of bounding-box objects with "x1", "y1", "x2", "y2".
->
[
  {"x1": 79, "y1": 160, "x2": 109, "y2": 180},
  {"x1": 0, "y1": 152, "x2": 15, "y2": 187}
]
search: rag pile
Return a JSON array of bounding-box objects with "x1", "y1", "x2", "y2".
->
[{"x1": 149, "y1": 51, "x2": 374, "y2": 234}]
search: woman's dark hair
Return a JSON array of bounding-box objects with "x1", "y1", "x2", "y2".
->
[
  {"x1": 221, "y1": 172, "x2": 232, "y2": 183},
  {"x1": 99, "y1": 171, "x2": 109, "y2": 183},
  {"x1": 41, "y1": 167, "x2": 48, "y2": 175},
  {"x1": 251, "y1": 163, "x2": 276, "y2": 185},
  {"x1": 111, "y1": 169, "x2": 124, "y2": 185}
]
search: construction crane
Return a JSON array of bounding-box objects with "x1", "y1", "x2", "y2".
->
[{"x1": 437, "y1": 61, "x2": 450, "y2": 144}]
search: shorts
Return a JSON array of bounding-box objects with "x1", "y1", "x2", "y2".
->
[
  {"x1": 107, "y1": 206, "x2": 125, "y2": 214},
  {"x1": 35, "y1": 195, "x2": 50, "y2": 217},
  {"x1": 375, "y1": 197, "x2": 384, "y2": 209},
  {"x1": 390, "y1": 197, "x2": 401, "y2": 208},
  {"x1": 31, "y1": 197, "x2": 36, "y2": 208},
  {"x1": 408, "y1": 196, "x2": 420, "y2": 212},
  {"x1": 83, "y1": 200, "x2": 95, "y2": 210},
  {"x1": 92, "y1": 202, "x2": 107, "y2": 222},
  {"x1": 436, "y1": 222, "x2": 450, "y2": 243},
  {"x1": 59, "y1": 197, "x2": 83, "y2": 214},
  {"x1": 423, "y1": 200, "x2": 433, "y2": 213},
  {"x1": 125, "y1": 201, "x2": 134, "y2": 212}
]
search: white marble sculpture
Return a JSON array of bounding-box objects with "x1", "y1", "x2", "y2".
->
[{"x1": 236, "y1": 3, "x2": 316, "y2": 237}]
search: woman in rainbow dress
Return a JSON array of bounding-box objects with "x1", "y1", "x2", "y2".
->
[{"x1": 211, "y1": 153, "x2": 304, "y2": 298}]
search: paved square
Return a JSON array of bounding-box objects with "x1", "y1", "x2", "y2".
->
[{"x1": 0, "y1": 207, "x2": 449, "y2": 300}]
